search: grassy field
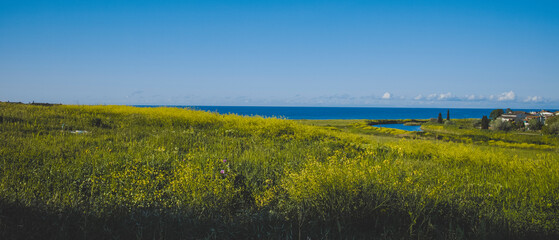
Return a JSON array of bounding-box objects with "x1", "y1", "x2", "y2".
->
[{"x1": 1, "y1": 103, "x2": 559, "y2": 239}]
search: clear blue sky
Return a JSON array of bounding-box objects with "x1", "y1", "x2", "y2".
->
[{"x1": 1, "y1": 0, "x2": 558, "y2": 108}]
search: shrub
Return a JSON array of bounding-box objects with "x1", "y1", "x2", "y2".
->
[
  {"x1": 528, "y1": 118, "x2": 543, "y2": 131},
  {"x1": 546, "y1": 115, "x2": 559, "y2": 125},
  {"x1": 542, "y1": 116, "x2": 559, "y2": 135},
  {"x1": 490, "y1": 120, "x2": 512, "y2": 131},
  {"x1": 513, "y1": 119, "x2": 525, "y2": 130},
  {"x1": 543, "y1": 122, "x2": 559, "y2": 135}
]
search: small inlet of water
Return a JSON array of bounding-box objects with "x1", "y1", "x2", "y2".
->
[{"x1": 372, "y1": 123, "x2": 422, "y2": 132}]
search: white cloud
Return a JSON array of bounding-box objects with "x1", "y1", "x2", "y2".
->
[
  {"x1": 497, "y1": 91, "x2": 516, "y2": 101},
  {"x1": 524, "y1": 96, "x2": 543, "y2": 102},
  {"x1": 438, "y1": 92, "x2": 454, "y2": 100},
  {"x1": 381, "y1": 92, "x2": 392, "y2": 100},
  {"x1": 426, "y1": 94, "x2": 438, "y2": 100},
  {"x1": 424, "y1": 92, "x2": 455, "y2": 101},
  {"x1": 465, "y1": 94, "x2": 485, "y2": 101},
  {"x1": 312, "y1": 94, "x2": 357, "y2": 105},
  {"x1": 414, "y1": 95, "x2": 423, "y2": 100}
]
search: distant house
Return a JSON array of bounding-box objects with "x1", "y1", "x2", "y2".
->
[
  {"x1": 497, "y1": 109, "x2": 556, "y2": 127},
  {"x1": 524, "y1": 114, "x2": 545, "y2": 127},
  {"x1": 540, "y1": 110, "x2": 554, "y2": 118},
  {"x1": 499, "y1": 111, "x2": 526, "y2": 123}
]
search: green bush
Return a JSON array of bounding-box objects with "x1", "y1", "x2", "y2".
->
[
  {"x1": 528, "y1": 118, "x2": 543, "y2": 131},
  {"x1": 543, "y1": 122, "x2": 559, "y2": 135},
  {"x1": 542, "y1": 116, "x2": 559, "y2": 135},
  {"x1": 546, "y1": 115, "x2": 559, "y2": 125},
  {"x1": 490, "y1": 120, "x2": 512, "y2": 131}
]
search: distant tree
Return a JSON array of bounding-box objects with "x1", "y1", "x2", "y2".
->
[
  {"x1": 481, "y1": 115, "x2": 489, "y2": 129},
  {"x1": 528, "y1": 118, "x2": 543, "y2": 131},
  {"x1": 546, "y1": 115, "x2": 559, "y2": 125},
  {"x1": 446, "y1": 109, "x2": 450, "y2": 121},
  {"x1": 513, "y1": 118, "x2": 524, "y2": 130},
  {"x1": 543, "y1": 123, "x2": 559, "y2": 135},
  {"x1": 489, "y1": 109, "x2": 504, "y2": 120},
  {"x1": 437, "y1": 113, "x2": 443, "y2": 123},
  {"x1": 506, "y1": 108, "x2": 512, "y2": 114},
  {"x1": 542, "y1": 116, "x2": 559, "y2": 135},
  {"x1": 490, "y1": 119, "x2": 512, "y2": 131}
]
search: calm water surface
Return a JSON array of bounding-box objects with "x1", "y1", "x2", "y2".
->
[
  {"x1": 372, "y1": 123, "x2": 422, "y2": 132},
  {"x1": 136, "y1": 106, "x2": 552, "y2": 120}
]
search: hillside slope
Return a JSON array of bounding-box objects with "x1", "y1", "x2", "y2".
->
[{"x1": 1, "y1": 103, "x2": 558, "y2": 239}]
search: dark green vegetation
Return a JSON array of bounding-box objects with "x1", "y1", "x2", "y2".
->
[
  {"x1": 1, "y1": 103, "x2": 559, "y2": 239},
  {"x1": 420, "y1": 119, "x2": 559, "y2": 151},
  {"x1": 481, "y1": 116, "x2": 490, "y2": 130},
  {"x1": 543, "y1": 116, "x2": 559, "y2": 135},
  {"x1": 490, "y1": 109, "x2": 504, "y2": 120}
]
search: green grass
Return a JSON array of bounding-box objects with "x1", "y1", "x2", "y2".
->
[
  {"x1": 421, "y1": 120, "x2": 559, "y2": 151},
  {"x1": 1, "y1": 103, "x2": 558, "y2": 239}
]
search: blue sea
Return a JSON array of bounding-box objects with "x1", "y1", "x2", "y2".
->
[{"x1": 136, "y1": 106, "x2": 553, "y2": 120}]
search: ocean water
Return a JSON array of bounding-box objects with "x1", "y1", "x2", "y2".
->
[
  {"x1": 135, "y1": 105, "x2": 551, "y2": 120},
  {"x1": 372, "y1": 123, "x2": 422, "y2": 132}
]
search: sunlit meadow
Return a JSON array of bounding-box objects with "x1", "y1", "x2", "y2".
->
[{"x1": 1, "y1": 103, "x2": 558, "y2": 239}]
